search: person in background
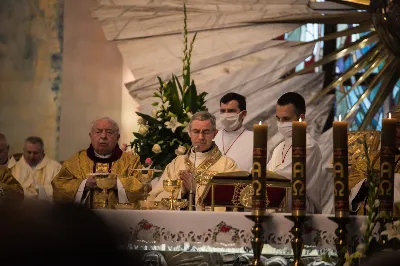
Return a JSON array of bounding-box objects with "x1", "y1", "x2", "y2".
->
[
  {"x1": 12, "y1": 136, "x2": 61, "y2": 200},
  {"x1": 267, "y1": 92, "x2": 325, "y2": 213},
  {"x1": 214, "y1": 93, "x2": 269, "y2": 172}
]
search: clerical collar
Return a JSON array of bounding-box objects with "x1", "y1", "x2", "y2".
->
[
  {"x1": 94, "y1": 151, "x2": 112, "y2": 159},
  {"x1": 86, "y1": 144, "x2": 123, "y2": 163},
  {"x1": 191, "y1": 144, "x2": 214, "y2": 154}
]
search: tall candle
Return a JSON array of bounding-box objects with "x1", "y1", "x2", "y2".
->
[
  {"x1": 292, "y1": 118, "x2": 307, "y2": 216},
  {"x1": 380, "y1": 113, "x2": 397, "y2": 214},
  {"x1": 333, "y1": 115, "x2": 349, "y2": 217},
  {"x1": 252, "y1": 121, "x2": 268, "y2": 216}
]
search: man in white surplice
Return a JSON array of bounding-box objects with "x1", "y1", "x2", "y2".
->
[
  {"x1": 267, "y1": 92, "x2": 323, "y2": 213},
  {"x1": 148, "y1": 111, "x2": 239, "y2": 208},
  {"x1": 12, "y1": 136, "x2": 61, "y2": 200},
  {"x1": 214, "y1": 93, "x2": 269, "y2": 172}
]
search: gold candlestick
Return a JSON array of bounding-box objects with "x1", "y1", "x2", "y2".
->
[
  {"x1": 285, "y1": 215, "x2": 309, "y2": 266},
  {"x1": 292, "y1": 118, "x2": 307, "y2": 216},
  {"x1": 333, "y1": 115, "x2": 349, "y2": 218},
  {"x1": 245, "y1": 214, "x2": 272, "y2": 266}
]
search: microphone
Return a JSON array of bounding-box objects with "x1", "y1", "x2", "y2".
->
[{"x1": 188, "y1": 145, "x2": 199, "y2": 211}]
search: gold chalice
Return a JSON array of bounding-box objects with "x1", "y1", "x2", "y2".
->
[
  {"x1": 94, "y1": 173, "x2": 117, "y2": 208},
  {"x1": 162, "y1": 179, "x2": 182, "y2": 210},
  {"x1": 131, "y1": 168, "x2": 162, "y2": 201}
]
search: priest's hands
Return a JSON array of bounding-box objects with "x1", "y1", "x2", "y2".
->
[
  {"x1": 84, "y1": 176, "x2": 97, "y2": 191},
  {"x1": 180, "y1": 170, "x2": 196, "y2": 195}
]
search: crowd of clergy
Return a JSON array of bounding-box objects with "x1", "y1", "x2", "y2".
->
[{"x1": 1, "y1": 92, "x2": 397, "y2": 213}]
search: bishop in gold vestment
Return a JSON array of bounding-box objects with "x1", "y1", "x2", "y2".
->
[
  {"x1": 148, "y1": 111, "x2": 239, "y2": 209},
  {"x1": 52, "y1": 117, "x2": 142, "y2": 208},
  {"x1": 0, "y1": 166, "x2": 24, "y2": 205}
]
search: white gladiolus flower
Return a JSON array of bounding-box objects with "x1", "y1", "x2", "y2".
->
[
  {"x1": 175, "y1": 145, "x2": 186, "y2": 155},
  {"x1": 152, "y1": 144, "x2": 162, "y2": 154},
  {"x1": 151, "y1": 109, "x2": 158, "y2": 117},
  {"x1": 137, "y1": 117, "x2": 145, "y2": 125},
  {"x1": 374, "y1": 199, "x2": 380, "y2": 207},
  {"x1": 186, "y1": 111, "x2": 193, "y2": 119},
  {"x1": 165, "y1": 117, "x2": 183, "y2": 133},
  {"x1": 137, "y1": 125, "x2": 149, "y2": 135}
]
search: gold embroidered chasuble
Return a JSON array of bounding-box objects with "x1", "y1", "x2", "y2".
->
[
  {"x1": 148, "y1": 145, "x2": 239, "y2": 207},
  {"x1": 52, "y1": 147, "x2": 143, "y2": 209},
  {"x1": 0, "y1": 166, "x2": 24, "y2": 205}
]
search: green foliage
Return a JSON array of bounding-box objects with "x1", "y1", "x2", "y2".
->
[{"x1": 130, "y1": 4, "x2": 207, "y2": 170}]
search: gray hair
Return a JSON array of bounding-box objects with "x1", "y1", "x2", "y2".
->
[
  {"x1": 25, "y1": 136, "x2": 44, "y2": 150},
  {"x1": 90, "y1": 117, "x2": 120, "y2": 134},
  {"x1": 189, "y1": 111, "x2": 217, "y2": 131}
]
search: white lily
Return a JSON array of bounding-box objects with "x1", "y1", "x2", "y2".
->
[
  {"x1": 163, "y1": 101, "x2": 170, "y2": 110},
  {"x1": 182, "y1": 121, "x2": 189, "y2": 132},
  {"x1": 381, "y1": 220, "x2": 400, "y2": 240},
  {"x1": 151, "y1": 109, "x2": 158, "y2": 117},
  {"x1": 165, "y1": 117, "x2": 183, "y2": 133}
]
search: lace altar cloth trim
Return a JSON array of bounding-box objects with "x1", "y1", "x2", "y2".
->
[{"x1": 97, "y1": 210, "x2": 367, "y2": 255}]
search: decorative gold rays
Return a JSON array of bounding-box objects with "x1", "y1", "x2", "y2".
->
[{"x1": 248, "y1": 0, "x2": 400, "y2": 130}]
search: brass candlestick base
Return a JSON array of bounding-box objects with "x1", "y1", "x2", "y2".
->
[
  {"x1": 245, "y1": 214, "x2": 271, "y2": 266},
  {"x1": 328, "y1": 216, "x2": 351, "y2": 266},
  {"x1": 285, "y1": 215, "x2": 309, "y2": 266}
]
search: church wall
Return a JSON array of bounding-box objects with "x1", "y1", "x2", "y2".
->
[
  {"x1": 0, "y1": 0, "x2": 63, "y2": 159},
  {"x1": 58, "y1": 0, "x2": 125, "y2": 160}
]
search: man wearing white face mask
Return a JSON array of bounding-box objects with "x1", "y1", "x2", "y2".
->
[
  {"x1": 267, "y1": 92, "x2": 324, "y2": 213},
  {"x1": 214, "y1": 93, "x2": 264, "y2": 172}
]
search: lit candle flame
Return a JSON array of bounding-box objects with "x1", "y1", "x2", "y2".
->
[
  {"x1": 389, "y1": 112, "x2": 392, "y2": 119},
  {"x1": 259, "y1": 121, "x2": 262, "y2": 125},
  {"x1": 299, "y1": 117, "x2": 302, "y2": 122},
  {"x1": 339, "y1": 114, "x2": 342, "y2": 122}
]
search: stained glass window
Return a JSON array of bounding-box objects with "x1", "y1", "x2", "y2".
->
[{"x1": 284, "y1": 23, "x2": 399, "y2": 131}]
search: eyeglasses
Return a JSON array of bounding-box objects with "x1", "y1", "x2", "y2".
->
[{"x1": 190, "y1": 130, "x2": 213, "y2": 136}]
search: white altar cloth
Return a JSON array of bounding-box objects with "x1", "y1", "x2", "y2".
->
[{"x1": 97, "y1": 210, "x2": 366, "y2": 256}]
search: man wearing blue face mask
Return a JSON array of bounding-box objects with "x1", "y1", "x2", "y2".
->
[
  {"x1": 267, "y1": 92, "x2": 323, "y2": 213},
  {"x1": 214, "y1": 93, "x2": 264, "y2": 172}
]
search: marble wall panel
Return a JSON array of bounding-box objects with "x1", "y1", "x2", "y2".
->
[{"x1": 0, "y1": 0, "x2": 63, "y2": 159}]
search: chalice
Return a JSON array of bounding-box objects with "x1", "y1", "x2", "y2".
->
[
  {"x1": 93, "y1": 173, "x2": 117, "y2": 208},
  {"x1": 132, "y1": 168, "x2": 162, "y2": 201},
  {"x1": 162, "y1": 179, "x2": 182, "y2": 210}
]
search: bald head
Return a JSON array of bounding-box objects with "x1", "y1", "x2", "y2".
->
[{"x1": 0, "y1": 134, "x2": 10, "y2": 165}]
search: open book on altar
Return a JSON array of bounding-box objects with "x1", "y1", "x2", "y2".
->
[{"x1": 198, "y1": 171, "x2": 290, "y2": 210}]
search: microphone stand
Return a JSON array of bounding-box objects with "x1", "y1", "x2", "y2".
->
[{"x1": 188, "y1": 145, "x2": 198, "y2": 211}]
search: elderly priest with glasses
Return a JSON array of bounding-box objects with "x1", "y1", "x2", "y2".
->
[{"x1": 148, "y1": 111, "x2": 239, "y2": 209}]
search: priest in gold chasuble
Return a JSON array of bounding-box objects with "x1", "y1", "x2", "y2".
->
[
  {"x1": 0, "y1": 166, "x2": 24, "y2": 205},
  {"x1": 148, "y1": 111, "x2": 239, "y2": 209},
  {"x1": 52, "y1": 117, "x2": 142, "y2": 209}
]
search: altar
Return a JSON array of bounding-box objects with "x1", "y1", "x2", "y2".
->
[{"x1": 97, "y1": 210, "x2": 367, "y2": 265}]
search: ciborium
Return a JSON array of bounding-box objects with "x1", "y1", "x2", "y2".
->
[
  {"x1": 162, "y1": 179, "x2": 182, "y2": 210},
  {"x1": 94, "y1": 173, "x2": 117, "y2": 208}
]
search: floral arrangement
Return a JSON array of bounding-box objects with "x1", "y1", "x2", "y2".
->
[{"x1": 130, "y1": 4, "x2": 207, "y2": 170}]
